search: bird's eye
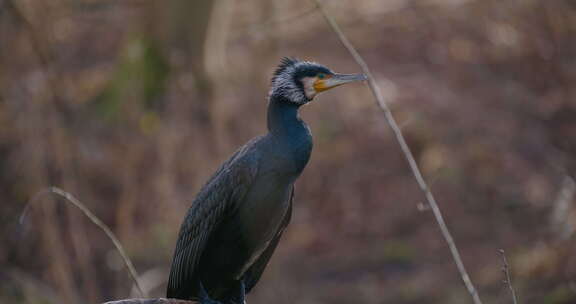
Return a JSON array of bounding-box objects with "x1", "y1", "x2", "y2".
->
[{"x1": 318, "y1": 73, "x2": 325, "y2": 79}]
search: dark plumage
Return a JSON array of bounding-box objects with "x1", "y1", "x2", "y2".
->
[{"x1": 167, "y1": 58, "x2": 365, "y2": 304}]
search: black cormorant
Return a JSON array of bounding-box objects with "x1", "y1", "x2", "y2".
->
[{"x1": 167, "y1": 57, "x2": 366, "y2": 304}]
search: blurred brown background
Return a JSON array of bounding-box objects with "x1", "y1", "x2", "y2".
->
[{"x1": 1, "y1": 0, "x2": 576, "y2": 303}]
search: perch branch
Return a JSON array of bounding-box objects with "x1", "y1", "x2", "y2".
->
[
  {"x1": 21, "y1": 187, "x2": 147, "y2": 297},
  {"x1": 103, "y1": 298, "x2": 193, "y2": 304},
  {"x1": 312, "y1": 1, "x2": 483, "y2": 304}
]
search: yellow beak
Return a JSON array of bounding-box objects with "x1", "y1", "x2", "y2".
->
[{"x1": 314, "y1": 73, "x2": 367, "y2": 92}]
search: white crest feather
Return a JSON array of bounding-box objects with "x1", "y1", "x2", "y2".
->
[{"x1": 270, "y1": 60, "x2": 320, "y2": 104}]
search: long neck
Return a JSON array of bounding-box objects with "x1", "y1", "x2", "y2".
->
[
  {"x1": 266, "y1": 94, "x2": 313, "y2": 173},
  {"x1": 267, "y1": 94, "x2": 305, "y2": 135}
]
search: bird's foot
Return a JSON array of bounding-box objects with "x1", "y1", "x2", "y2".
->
[
  {"x1": 198, "y1": 281, "x2": 222, "y2": 304},
  {"x1": 199, "y1": 299, "x2": 222, "y2": 304},
  {"x1": 226, "y1": 279, "x2": 246, "y2": 304}
]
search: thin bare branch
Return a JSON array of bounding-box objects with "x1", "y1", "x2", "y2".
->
[
  {"x1": 20, "y1": 187, "x2": 147, "y2": 297},
  {"x1": 312, "y1": 1, "x2": 483, "y2": 304},
  {"x1": 498, "y1": 249, "x2": 519, "y2": 304}
]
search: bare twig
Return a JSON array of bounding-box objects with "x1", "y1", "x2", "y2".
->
[
  {"x1": 312, "y1": 1, "x2": 483, "y2": 304},
  {"x1": 498, "y1": 249, "x2": 519, "y2": 304},
  {"x1": 20, "y1": 187, "x2": 147, "y2": 297}
]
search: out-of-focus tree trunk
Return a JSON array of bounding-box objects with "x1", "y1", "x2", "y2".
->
[
  {"x1": 149, "y1": 0, "x2": 217, "y2": 127},
  {"x1": 137, "y1": 0, "x2": 227, "y2": 214}
]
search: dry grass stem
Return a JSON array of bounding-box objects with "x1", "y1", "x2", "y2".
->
[
  {"x1": 21, "y1": 187, "x2": 147, "y2": 297},
  {"x1": 312, "y1": 1, "x2": 483, "y2": 303},
  {"x1": 498, "y1": 249, "x2": 519, "y2": 304}
]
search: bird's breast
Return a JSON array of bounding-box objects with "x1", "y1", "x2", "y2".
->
[
  {"x1": 269, "y1": 126, "x2": 313, "y2": 175},
  {"x1": 239, "y1": 173, "x2": 292, "y2": 239}
]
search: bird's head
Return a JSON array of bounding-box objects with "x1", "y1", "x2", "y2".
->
[{"x1": 270, "y1": 57, "x2": 366, "y2": 105}]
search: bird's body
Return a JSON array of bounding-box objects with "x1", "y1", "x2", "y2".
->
[{"x1": 167, "y1": 58, "x2": 365, "y2": 303}]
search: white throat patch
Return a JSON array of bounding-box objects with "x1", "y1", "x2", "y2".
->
[{"x1": 301, "y1": 77, "x2": 317, "y2": 100}]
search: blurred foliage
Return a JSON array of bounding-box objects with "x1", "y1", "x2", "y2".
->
[
  {"x1": 1, "y1": 0, "x2": 576, "y2": 303},
  {"x1": 93, "y1": 35, "x2": 169, "y2": 121}
]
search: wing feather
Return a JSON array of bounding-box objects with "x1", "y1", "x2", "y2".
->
[
  {"x1": 243, "y1": 187, "x2": 294, "y2": 292},
  {"x1": 166, "y1": 138, "x2": 262, "y2": 299}
]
